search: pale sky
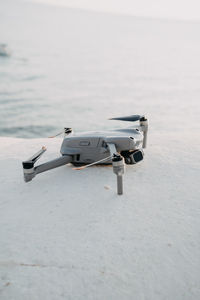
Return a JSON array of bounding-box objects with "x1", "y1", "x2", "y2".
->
[{"x1": 33, "y1": 0, "x2": 200, "y2": 21}]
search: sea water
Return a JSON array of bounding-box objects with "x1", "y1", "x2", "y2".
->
[{"x1": 0, "y1": 0, "x2": 200, "y2": 138}]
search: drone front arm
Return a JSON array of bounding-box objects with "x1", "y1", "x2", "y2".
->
[
  {"x1": 23, "y1": 154, "x2": 72, "y2": 182},
  {"x1": 35, "y1": 155, "x2": 72, "y2": 175}
]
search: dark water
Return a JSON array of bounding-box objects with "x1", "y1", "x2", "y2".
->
[{"x1": 0, "y1": 0, "x2": 200, "y2": 138}]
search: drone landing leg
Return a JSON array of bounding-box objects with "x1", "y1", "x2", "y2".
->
[
  {"x1": 117, "y1": 175, "x2": 123, "y2": 195},
  {"x1": 107, "y1": 143, "x2": 125, "y2": 195}
]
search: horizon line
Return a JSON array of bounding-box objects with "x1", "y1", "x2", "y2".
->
[{"x1": 28, "y1": 0, "x2": 200, "y2": 24}]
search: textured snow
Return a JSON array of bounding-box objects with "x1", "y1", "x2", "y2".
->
[{"x1": 0, "y1": 132, "x2": 199, "y2": 300}]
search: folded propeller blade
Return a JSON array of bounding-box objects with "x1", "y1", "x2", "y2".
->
[
  {"x1": 27, "y1": 146, "x2": 46, "y2": 163},
  {"x1": 109, "y1": 115, "x2": 143, "y2": 122},
  {"x1": 48, "y1": 127, "x2": 72, "y2": 138},
  {"x1": 48, "y1": 131, "x2": 63, "y2": 138}
]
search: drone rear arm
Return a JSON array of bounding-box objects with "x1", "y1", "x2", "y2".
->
[{"x1": 109, "y1": 114, "x2": 148, "y2": 148}]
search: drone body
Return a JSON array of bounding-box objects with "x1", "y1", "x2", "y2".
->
[{"x1": 23, "y1": 115, "x2": 148, "y2": 195}]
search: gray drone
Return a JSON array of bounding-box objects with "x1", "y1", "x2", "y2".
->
[{"x1": 22, "y1": 115, "x2": 148, "y2": 195}]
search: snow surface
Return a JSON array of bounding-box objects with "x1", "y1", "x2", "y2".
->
[{"x1": 0, "y1": 133, "x2": 200, "y2": 300}]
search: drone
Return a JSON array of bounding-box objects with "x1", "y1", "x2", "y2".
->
[{"x1": 22, "y1": 114, "x2": 148, "y2": 195}]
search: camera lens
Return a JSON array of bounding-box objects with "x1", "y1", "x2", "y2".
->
[{"x1": 132, "y1": 150, "x2": 144, "y2": 163}]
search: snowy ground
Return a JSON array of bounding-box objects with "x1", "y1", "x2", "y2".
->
[{"x1": 0, "y1": 131, "x2": 199, "y2": 299}]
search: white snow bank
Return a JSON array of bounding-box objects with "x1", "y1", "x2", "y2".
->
[{"x1": 0, "y1": 135, "x2": 199, "y2": 300}]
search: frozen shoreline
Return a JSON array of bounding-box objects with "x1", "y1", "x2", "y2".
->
[
  {"x1": 1, "y1": 0, "x2": 200, "y2": 298},
  {"x1": 0, "y1": 136, "x2": 199, "y2": 299}
]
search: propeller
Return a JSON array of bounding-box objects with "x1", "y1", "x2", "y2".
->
[
  {"x1": 109, "y1": 115, "x2": 145, "y2": 122},
  {"x1": 22, "y1": 146, "x2": 47, "y2": 182},
  {"x1": 27, "y1": 146, "x2": 47, "y2": 164},
  {"x1": 48, "y1": 128, "x2": 72, "y2": 138}
]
